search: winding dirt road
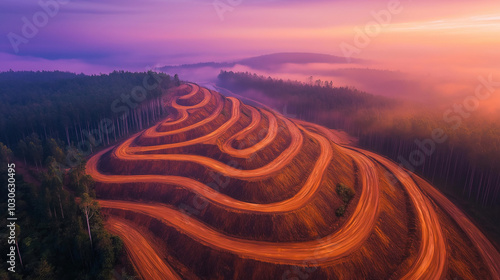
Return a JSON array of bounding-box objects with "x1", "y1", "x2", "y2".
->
[
  {"x1": 298, "y1": 121, "x2": 448, "y2": 279},
  {"x1": 106, "y1": 217, "x2": 181, "y2": 280},
  {"x1": 87, "y1": 84, "x2": 499, "y2": 280}
]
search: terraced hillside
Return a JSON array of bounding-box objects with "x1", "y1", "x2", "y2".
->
[{"x1": 87, "y1": 84, "x2": 500, "y2": 280}]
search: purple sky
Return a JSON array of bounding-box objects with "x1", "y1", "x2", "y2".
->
[{"x1": 1, "y1": 0, "x2": 499, "y2": 75}]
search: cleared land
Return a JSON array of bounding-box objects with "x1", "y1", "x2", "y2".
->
[{"x1": 87, "y1": 84, "x2": 499, "y2": 280}]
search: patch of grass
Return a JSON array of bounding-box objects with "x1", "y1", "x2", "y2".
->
[
  {"x1": 336, "y1": 183, "x2": 355, "y2": 204},
  {"x1": 336, "y1": 205, "x2": 346, "y2": 217}
]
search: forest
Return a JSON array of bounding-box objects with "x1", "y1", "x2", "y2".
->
[
  {"x1": 217, "y1": 70, "x2": 500, "y2": 242},
  {"x1": 0, "y1": 70, "x2": 180, "y2": 279},
  {"x1": 0, "y1": 140, "x2": 135, "y2": 279},
  {"x1": 0, "y1": 70, "x2": 179, "y2": 150}
]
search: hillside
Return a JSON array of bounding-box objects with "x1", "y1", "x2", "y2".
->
[
  {"x1": 158, "y1": 52, "x2": 364, "y2": 75},
  {"x1": 87, "y1": 84, "x2": 500, "y2": 279}
]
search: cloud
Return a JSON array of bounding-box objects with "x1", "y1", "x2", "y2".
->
[{"x1": 0, "y1": 52, "x2": 114, "y2": 74}]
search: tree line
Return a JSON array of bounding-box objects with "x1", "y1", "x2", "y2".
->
[{"x1": 0, "y1": 70, "x2": 179, "y2": 150}]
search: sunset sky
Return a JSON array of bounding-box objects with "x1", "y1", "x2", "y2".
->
[{"x1": 1, "y1": 0, "x2": 499, "y2": 79}]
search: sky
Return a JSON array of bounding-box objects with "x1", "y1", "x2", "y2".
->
[{"x1": 1, "y1": 0, "x2": 499, "y2": 102}]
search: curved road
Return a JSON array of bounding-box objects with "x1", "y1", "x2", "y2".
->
[
  {"x1": 111, "y1": 114, "x2": 304, "y2": 180},
  {"x1": 106, "y1": 217, "x2": 181, "y2": 280},
  {"x1": 87, "y1": 84, "x2": 499, "y2": 280},
  {"x1": 87, "y1": 125, "x2": 335, "y2": 213},
  {"x1": 89, "y1": 83, "x2": 381, "y2": 270}
]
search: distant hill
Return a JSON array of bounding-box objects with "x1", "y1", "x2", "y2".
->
[
  {"x1": 160, "y1": 62, "x2": 235, "y2": 71},
  {"x1": 237, "y1": 52, "x2": 362, "y2": 69},
  {"x1": 158, "y1": 52, "x2": 361, "y2": 72}
]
